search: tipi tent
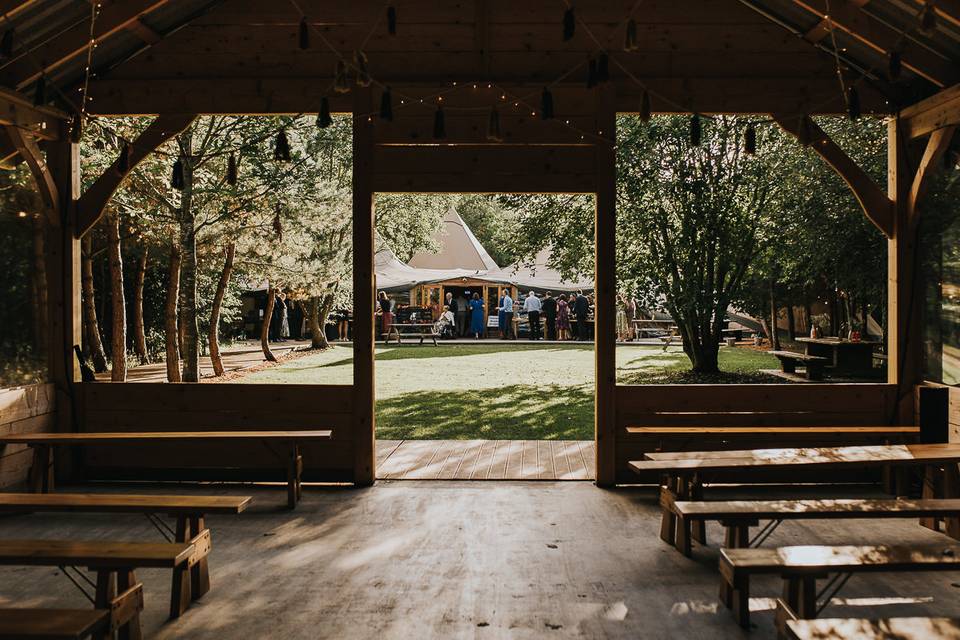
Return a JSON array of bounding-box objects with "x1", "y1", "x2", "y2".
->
[
  {"x1": 490, "y1": 247, "x2": 593, "y2": 293},
  {"x1": 407, "y1": 207, "x2": 500, "y2": 271}
]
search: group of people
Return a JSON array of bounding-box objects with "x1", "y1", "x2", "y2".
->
[{"x1": 499, "y1": 289, "x2": 593, "y2": 341}]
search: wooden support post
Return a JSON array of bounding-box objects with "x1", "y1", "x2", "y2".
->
[
  {"x1": 594, "y1": 84, "x2": 617, "y2": 488},
  {"x1": 353, "y1": 87, "x2": 376, "y2": 487}
]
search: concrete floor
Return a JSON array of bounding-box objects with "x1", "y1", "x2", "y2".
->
[{"x1": 1, "y1": 482, "x2": 960, "y2": 639}]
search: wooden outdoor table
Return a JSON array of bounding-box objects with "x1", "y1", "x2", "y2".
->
[
  {"x1": 795, "y1": 337, "x2": 880, "y2": 376},
  {"x1": 0, "y1": 431, "x2": 332, "y2": 509},
  {"x1": 383, "y1": 322, "x2": 438, "y2": 345}
]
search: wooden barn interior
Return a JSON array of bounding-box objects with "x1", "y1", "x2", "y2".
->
[{"x1": 1, "y1": 0, "x2": 960, "y2": 638}]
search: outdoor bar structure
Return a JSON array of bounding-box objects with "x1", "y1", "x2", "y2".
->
[{"x1": 1, "y1": 0, "x2": 960, "y2": 637}]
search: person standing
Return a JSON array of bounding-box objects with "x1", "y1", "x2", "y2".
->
[
  {"x1": 500, "y1": 288, "x2": 514, "y2": 339},
  {"x1": 574, "y1": 290, "x2": 590, "y2": 341},
  {"x1": 278, "y1": 292, "x2": 291, "y2": 341},
  {"x1": 470, "y1": 292, "x2": 485, "y2": 339},
  {"x1": 456, "y1": 291, "x2": 469, "y2": 337},
  {"x1": 524, "y1": 291, "x2": 542, "y2": 340},
  {"x1": 445, "y1": 292, "x2": 458, "y2": 335},
  {"x1": 542, "y1": 291, "x2": 557, "y2": 340},
  {"x1": 556, "y1": 293, "x2": 570, "y2": 341},
  {"x1": 378, "y1": 291, "x2": 393, "y2": 340}
]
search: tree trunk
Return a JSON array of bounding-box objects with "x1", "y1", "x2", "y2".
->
[
  {"x1": 309, "y1": 296, "x2": 327, "y2": 349},
  {"x1": 261, "y1": 284, "x2": 278, "y2": 362},
  {"x1": 132, "y1": 247, "x2": 149, "y2": 364},
  {"x1": 81, "y1": 234, "x2": 108, "y2": 373},
  {"x1": 786, "y1": 305, "x2": 796, "y2": 340},
  {"x1": 803, "y1": 299, "x2": 813, "y2": 336},
  {"x1": 165, "y1": 242, "x2": 182, "y2": 382},
  {"x1": 769, "y1": 278, "x2": 781, "y2": 351},
  {"x1": 31, "y1": 214, "x2": 48, "y2": 353},
  {"x1": 208, "y1": 243, "x2": 235, "y2": 376},
  {"x1": 107, "y1": 209, "x2": 126, "y2": 381},
  {"x1": 177, "y1": 131, "x2": 200, "y2": 382}
]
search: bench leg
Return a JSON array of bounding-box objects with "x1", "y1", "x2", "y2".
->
[
  {"x1": 116, "y1": 570, "x2": 143, "y2": 640},
  {"x1": 170, "y1": 518, "x2": 193, "y2": 619},
  {"x1": 779, "y1": 359, "x2": 796, "y2": 374},
  {"x1": 658, "y1": 478, "x2": 680, "y2": 545},
  {"x1": 287, "y1": 444, "x2": 303, "y2": 509},
  {"x1": 921, "y1": 464, "x2": 941, "y2": 531},
  {"x1": 723, "y1": 523, "x2": 750, "y2": 549},
  {"x1": 690, "y1": 475, "x2": 707, "y2": 544},
  {"x1": 676, "y1": 515, "x2": 692, "y2": 557},
  {"x1": 806, "y1": 364, "x2": 824, "y2": 381},
  {"x1": 189, "y1": 515, "x2": 211, "y2": 600},
  {"x1": 944, "y1": 463, "x2": 960, "y2": 540},
  {"x1": 28, "y1": 445, "x2": 54, "y2": 493},
  {"x1": 94, "y1": 570, "x2": 116, "y2": 640},
  {"x1": 729, "y1": 575, "x2": 750, "y2": 628}
]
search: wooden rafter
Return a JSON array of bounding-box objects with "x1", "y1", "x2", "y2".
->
[
  {"x1": 0, "y1": 0, "x2": 40, "y2": 21},
  {"x1": 127, "y1": 17, "x2": 163, "y2": 45},
  {"x1": 908, "y1": 0, "x2": 960, "y2": 29},
  {"x1": 900, "y1": 82, "x2": 960, "y2": 139},
  {"x1": 773, "y1": 113, "x2": 894, "y2": 237},
  {"x1": 5, "y1": 0, "x2": 174, "y2": 90},
  {"x1": 5, "y1": 122, "x2": 57, "y2": 224},
  {"x1": 76, "y1": 113, "x2": 196, "y2": 236},
  {"x1": 0, "y1": 85, "x2": 66, "y2": 141},
  {"x1": 788, "y1": 0, "x2": 957, "y2": 87},
  {"x1": 909, "y1": 124, "x2": 957, "y2": 213}
]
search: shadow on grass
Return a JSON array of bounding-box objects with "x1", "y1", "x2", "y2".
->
[{"x1": 375, "y1": 384, "x2": 594, "y2": 440}]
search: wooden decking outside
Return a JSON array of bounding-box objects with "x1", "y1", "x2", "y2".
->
[{"x1": 376, "y1": 439, "x2": 595, "y2": 480}]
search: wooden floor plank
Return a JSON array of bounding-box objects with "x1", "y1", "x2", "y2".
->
[
  {"x1": 505, "y1": 439, "x2": 523, "y2": 478},
  {"x1": 558, "y1": 440, "x2": 587, "y2": 480},
  {"x1": 486, "y1": 440, "x2": 511, "y2": 480},
  {"x1": 376, "y1": 439, "x2": 403, "y2": 468},
  {"x1": 435, "y1": 440, "x2": 471, "y2": 479},
  {"x1": 404, "y1": 441, "x2": 446, "y2": 480},
  {"x1": 454, "y1": 440, "x2": 486, "y2": 480},
  {"x1": 520, "y1": 440, "x2": 539, "y2": 480}
]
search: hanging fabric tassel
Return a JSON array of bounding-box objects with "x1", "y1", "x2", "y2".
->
[
  {"x1": 273, "y1": 204, "x2": 283, "y2": 243},
  {"x1": 387, "y1": 6, "x2": 397, "y2": 35},
  {"x1": 486, "y1": 107, "x2": 502, "y2": 142},
  {"x1": 316, "y1": 97, "x2": 333, "y2": 128},
  {"x1": 847, "y1": 86, "x2": 861, "y2": 120},
  {"x1": 116, "y1": 143, "x2": 132, "y2": 176},
  {"x1": 69, "y1": 113, "x2": 83, "y2": 144},
  {"x1": 433, "y1": 105, "x2": 446, "y2": 140},
  {"x1": 744, "y1": 123, "x2": 756, "y2": 155},
  {"x1": 334, "y1": 60, "x2": 350, "y2": 93},
  {"x1": 690, "y1": 114, "x2": 701, "y2": 146},
  {"x1": 227, "y1": 153, "x2": 238, "y2": 186},
  {"x1": 540, "y1": 87, "x2": 554, "y2": 120},
  {"x1": 920, "y1": 1, "x2": 937, "y2": 34},
  {"x1": 639, "y1": 90, "x2": 651, "y2": 122},
  {"x1": 273, "y1": 129, "x2": 291, "y2": 162},
  {"x1": 597, "y1": 54, "x2": 610, "y2": 83},
  {"x1": 354, "y1": 51, "x2": 372, "y2": 87},
  {"x1": 33, "y1": 75, "x2": 45, "y2": 106},
  {"x1": 888, "y1": 50, "x2": 902, "y2": 80},
  {"x1": 298, "y1": 17, "x2": 309, "y2": 50},
  {"x1": 563, "y1": 7, "x2": 575, "y2": 41},
  {"x1": 379, "y1": 87, "x2": 393, "y2": 121},
  {"x1": 171, "y1": 159, "x2": 185, "y2": 190},
  {"x1": 624, "y1": 19, "x2": 637, "y2": 51},
  {"x1": 0, "y1": 29, "x2": 13, "y2": 59},
  {"x1": 586, "y1": 58, "x2": 597, "y2": 88},
  {"x1": 798, "y1": 116, "x2": 813, "y2": 146}
]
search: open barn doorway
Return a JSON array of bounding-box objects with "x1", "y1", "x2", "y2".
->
[{"x1": 372, "y1": 194, "x2": 597, "y2": 480}]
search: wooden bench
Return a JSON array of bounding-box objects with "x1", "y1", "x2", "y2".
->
[
  {"x1": 719, "y1": 543, "x2": 960, "y2": 627},
  {"x1": 784, "y1": 616, "x2": 960, "y2": 640},
  {"x1": 0, "y1": 493, "x2": 250, "y2": 618},
  {"x1": 0, "y1": 608, "x2": 109, "y2": 639},
  {"x1": 768, "y1": 350, "x2": 829, "y2": 380},
  {"x1": 0, "y1": 430, "x2": 332, "y2": 508},
  {"x1": 670, "y1": 498, "x2": 960, "y2": 557},
  {"x1": 0, "y1": 539, "x2": 195, "y2": 639}
]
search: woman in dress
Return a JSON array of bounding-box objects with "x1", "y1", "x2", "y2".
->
[
  {"x1": 556, "y1": 293, "x2": 570, "y2": 341},
  {"x1": 378, "y1": 291, "x2": 393, "y2": 339},
  {"x1": 469, "y1": 292, "x2": 485, "y2": 339}
]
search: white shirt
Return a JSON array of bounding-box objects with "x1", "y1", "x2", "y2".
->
[
  {"x1": 524, "y1": 295, "x2": 541, "y2": 312},
  {"x1": 501, "y1": 295, "x2": 513, "y2": 312}
]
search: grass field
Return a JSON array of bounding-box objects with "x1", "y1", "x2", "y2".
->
[{"x1": 241, "y1": 343, "x2": 780, "y2": 440}]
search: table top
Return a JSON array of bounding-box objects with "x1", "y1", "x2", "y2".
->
[
  {"x1": 795, "y1": 337, "x2": 880, "y2": 346},
  {"x1": 0, "y1": 430, "x2": 333, "y2": 445},
  {"x1": 0, "y1": 492, "x2": 251, "y2": 514}
]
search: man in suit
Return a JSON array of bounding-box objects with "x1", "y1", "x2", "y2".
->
[
  {"x1": 574, "y1": 290, "x2": 590, "y2": 341},
  {"x1": 541, "y1": 291, "x2": 557, "y2": 340},
  {"x1": 445, "y1": 291, "x2": 458, "y2": 335},
  {"x1": 456, "y1": 291, "x2": 469, "y2": 336}
]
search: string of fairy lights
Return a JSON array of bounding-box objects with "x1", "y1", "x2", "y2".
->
[{"x1": 11, "y1": 0, "x2": 945, "y2": 190}]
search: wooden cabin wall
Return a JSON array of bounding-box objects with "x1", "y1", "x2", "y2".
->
[
  {"x1": 949, "y1": 386, "x2": 960, "y2": 443},
  {"x1": 0, "y1": 383, "x2": 55, "y2": 489},
  {"x1": 615, "y1": 383, "x2": 899, "y2": 484},
  {"x1": 78, "y1": 383, "x2": 356, "y2": 482}
]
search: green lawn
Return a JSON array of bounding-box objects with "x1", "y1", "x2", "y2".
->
[{"x1": 240, "y1": 343, "x2": 780, "y2": 440}]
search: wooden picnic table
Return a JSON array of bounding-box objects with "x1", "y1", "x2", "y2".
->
[
  {"x1": 0, "y1": 430, "x2": 332, "y2": 508},
  {"x1": 795, "y1": 337, "x2": 880, "y2": 377},
  {"x1": 383, "y1": 322, "x2": 438, "y2": 345}
]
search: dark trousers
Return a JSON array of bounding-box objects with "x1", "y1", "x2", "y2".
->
[
  {"x1": 528, "y1": 310, "x2": 541, "y2": 340},
  {"x1": 576, "y1": 312, "x2": 588, "y2": 340},
  {"x1": 545, "y1": 313, "x2": 556, "y2": 340},
  {"x1": 502, "y1": 312, "x2": 514, "y2": 339},
  {"x1": 457, "y1": 312, "x2": 468, "y2": 336}
]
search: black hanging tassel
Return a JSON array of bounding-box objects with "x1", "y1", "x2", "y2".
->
[
  {"x1": 586, "y1": 58, "x2": 597, "y2": 88},
  {"x1": 744, "y1": 123, "x2": 756, "y2": 155},
  {"x1": 379, "y1": 88, "x2": 393, "y2": 121},
  {"x1": 486, "y1": 107, "x2": 502, "y2": 142},
  {"x1": 0, "y1": 29, "x2": 13, "y2": 59},
  {"x1": 33, "y1": 75, "x2": 46, "y2": 106},
  {"x1": 888, "y1": 50, "x2": 902, "y2": 80},
  {"x1": 639, "y1": 90, "x2": 651, "y2": 122},
  {"x1": 624, "y1": 19, "x2": 637, "y2": 51},
  {"x1": 274, "y1": 129, "x2": 291, "y2": 161},
  {"x1": 227, "y1": 153, "x2": 238, "y2": 186},
  {"x1": 540, "y1": 87, "x2": 554, "y2": 120},
  {"x1": 563, "y1": 7, "x2": 575, "y2": 41},
  {"x1": 920, "y1": 2, "x2": 936, "y2": 34},
  {"x1": 171, "y1": 159, "x2": 185, "y2": 190},
  {"x1": 116, "y1": 143, "x2": 132, "y2": 176},
  {"x1": 298, "y1": 17, "x2": 309, "y2": 50},
  {"x1": 316, "y1": 97, "x2": 333, "y2": 128},
  {"x1": 847, "y1": 86, "x2": 861, "y2": 120},
  {"x1": 69, "y1": 113, "x2": 83, "y2": 144},
  {"x1": 597, "y1": 54, "x2": 610, "y2": 83},
  {"x1": 433, "y1": 105, "x2": 446, "y2": 140},
  {"x1": 690, "y1": 114, "x2": 701, "y2": 146},
  {"x1": 387, "y1": 6, "x2": 397, "y2": 35}
]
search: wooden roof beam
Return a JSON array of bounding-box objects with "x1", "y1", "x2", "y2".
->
[
  {"x1": 900, "y1": 83, "x2": 960, "y2": 138},
  {"x1": 76, "y1": 113, "x2": 195, "y2": 237},
  {"x1": 4, "y1": 0, "x2": 174, "y2": 90},
  {"x1": 0, "y1": 0, "x2": 41, "y2": 21},
  {"x1": 790, "y1": 0, "x2": 957, "y2": 87},
  {"x1": 909, "y1": 124, "x2": 956, "y2": 214},
  {"x1": 0, "y1": 85, "x2": 66, "y2": 140},
  {"x1": 773, "y1": 113, "x2": 894, "y2": 237},
  {"x1": 907, "y1": 0, "x2": 960, "y2": 29},
  {"x1": 5, "y1": 122, "x2": 56, "y2": 223}
]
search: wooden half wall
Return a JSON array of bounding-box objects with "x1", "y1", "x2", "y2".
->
[
  {"x1": 0, "y1": 383, "x2": 56, "y2": 489},
  {"x1": 614, "y1": 383, "x2": 899, "y2": 484},
  {"x1": 77, "y1": 383, "x2": 356, "y2": 483}
]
